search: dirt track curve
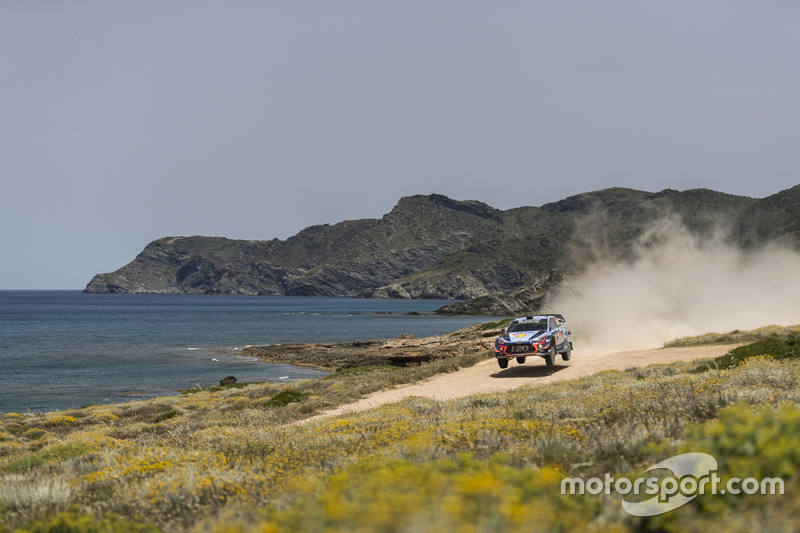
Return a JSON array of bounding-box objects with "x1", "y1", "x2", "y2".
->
[{"x1": 303, "y1": 344, "x2": 738, "y2": 423}]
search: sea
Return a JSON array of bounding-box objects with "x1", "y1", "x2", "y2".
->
[{"x1": 0, "y1": 291, "x2": 492, "y2": 414}]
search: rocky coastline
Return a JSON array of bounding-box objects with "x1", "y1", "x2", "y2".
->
[
  {"x1": 435, "y1": 269, "x2": 565, "y2": 316},
  {"x1": 239, "y1": 321, "x2": 505, "y2": 371}
]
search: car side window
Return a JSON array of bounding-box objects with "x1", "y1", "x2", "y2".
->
[{"x1": 548, "y1": 318, "x2": 556, "y2": 330}]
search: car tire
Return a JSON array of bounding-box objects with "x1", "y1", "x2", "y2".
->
[
  {"x1": 516, "y1": 357, "x2": 526, "y2": 364},
  {"x1": 497, "y1": 358, "x2": 509, "y2": 369},
  {"x1": 544, "y1": 351, "x2": 555, "y2": 366},
  {"x1": 561, "y1": 342, "x2": 572, "y2": 361}
]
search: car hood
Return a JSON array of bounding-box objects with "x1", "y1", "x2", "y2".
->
[{"x1": 501, "y1": 330, "x2": 546, "y2": 343}]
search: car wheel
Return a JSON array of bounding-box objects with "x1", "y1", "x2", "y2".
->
[
  {"x1": 561, "y1": 342, "x2": 572, "y2": 361},
  {"x1": 497, "y1": 358, "x2": 509, "y2": 369},
  {"x1": 516, "y1": 357, "x2": 526, "y2": 364},
  {"x1": 544, "y1": 351, "x2": 555, "y2": 366}
]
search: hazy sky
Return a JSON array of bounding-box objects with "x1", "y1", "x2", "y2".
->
[{"x1": 2, "y1": 1, "x2": 799, "y2": 289}]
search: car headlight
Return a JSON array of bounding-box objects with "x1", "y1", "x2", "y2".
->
[{"x1": 496, "y1": 337, "x2": 507, "y2": 345}]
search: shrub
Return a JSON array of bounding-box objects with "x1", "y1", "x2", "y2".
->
[
  {"x1": 682, "y1": 403, "x2": 800, "y2": 480},
  {"x1": 695, "y1": 337, "x2": 799, "y2": 372},
  {"x1": 324, "y1": 365, "x2": 397, "y2": 379},
  {"x1": 263, "y1": 388, "x2": 311, "y2": 408},
  {"x1": 257, "y1": 453, "x2": 596, "y2": 532},
  {"x1": 478, "y1": 318, "x2": 513, "y2": 331},
  {"x1": 641, "y1": 403, "x2": 800, "y2": 532},
  {"x1": 666, "y1": 324, "x2": 800, "y2": 348},
  {"x1": 19, "y1": 508, "x2": 160, "y2": 533},
  {"x1": 21, "y1": 429, "x2": 47, "y2": 441},
  {"x1": 3, "y1": 443, "x2": 92, "y2": 473},
  {"x1": 42, "y1": 415, "x2": 77, "y2": 427},
  {"x1": 181, "y1": 382, "x2": 250, "y2": 395},
  {"x1": 154, "y1": 410, "x2": 181, "y2": 422},
  {"x1": 4, "y1": 423, "x2": 25, "y2": 436},
  {"x1": 88, "y1": 411, "x2": 119, "y2": 424}
]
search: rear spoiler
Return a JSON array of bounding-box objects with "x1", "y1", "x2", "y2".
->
[{"x1": 526, "y1": 313, "x2": 565, "y2": 323}]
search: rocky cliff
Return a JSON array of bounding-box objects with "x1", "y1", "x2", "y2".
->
[
  {"x1": 435, "y1": 269, "x2": 566, "y2": 316},
  {"x1": 84, "y1": 186, "x2": 799, "y2": 299},
  {"x1": 85, "y1": 194, "x2": 506, "y2": 297}
]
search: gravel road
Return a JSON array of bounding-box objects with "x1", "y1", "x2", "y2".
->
[{"x1": 303, "y1": 344, "x2": 738, "y2": 423}]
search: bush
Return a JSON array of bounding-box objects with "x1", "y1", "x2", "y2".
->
[
  {"x1": 666, "y1": 324, "x2": 800, "y2": 348},
  {"x1": 259, "y1": 454, "x2": 593, "y2": 532},
  {"x1": 324, "y1": 366, "x2": 397, "y2": 379},
  {"x1": 263, "y1": 388, "x2": 311, "y2": 408},
  {"x1": 478, "y1": 318, "x2": 512, "y2": 331},
  {"x1": 682, "y1": 403, "x2": 800, "y2": 480},
  {"x1": 21, "y1": 429, "x2": 47, "y2": 441},
  {"x1": 19, "y1": 508, "x2": 159, "y2": 533},
  {"x1": 695, "y1": 337, "x2": 800, "y2": 372},
  {"x1": 641, "y1": 403, "x2": 800, "y2": 532},
  {"x1": 3, "y1": 443, "x2": 92, "y2": 473},
  {"x1": 181, "y1": 382, "x2": 250, "y2": 395}
]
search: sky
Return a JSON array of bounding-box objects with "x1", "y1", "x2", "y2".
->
[{"x1": 2, "y1": 1, "x2": 799, "y2": 289}]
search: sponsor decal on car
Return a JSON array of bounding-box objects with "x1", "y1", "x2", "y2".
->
[{"x1": 494, "y1": 314, "x2": 571, "y2": 369}]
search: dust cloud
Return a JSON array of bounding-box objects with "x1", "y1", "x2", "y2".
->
[{"x1": 550, "y1": 216, "x2": 800, "y2": 350}]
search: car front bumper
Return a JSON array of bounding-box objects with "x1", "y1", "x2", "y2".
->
[{"x1": 494, "y1": 338, "x2": 552, "y2": 358}]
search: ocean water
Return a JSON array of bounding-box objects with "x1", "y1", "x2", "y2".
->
[{"x1": 0, "y1": 291, "x2": 491, "y2": 413}]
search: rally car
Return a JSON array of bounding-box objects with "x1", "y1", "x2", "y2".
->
[{"x1": 494, "y1": 314, "x2": 572, "y2": 369}]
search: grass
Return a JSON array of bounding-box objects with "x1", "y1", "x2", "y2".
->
[
  {"x1": 478, "y1": 318, "x2": 513, "y2": 331},
  {"x1": 664, "y1": 324, "x2": 800, "y2": 347},
  {"x1": 181, "y1": 382, "x2": 250, "y2": 395},
  {"x1": 2, "y1": 444, "x2": 92, "y2": 474},
  {"x1": 322, "y1": 365, "x2": 397, "y2": 379},
  {"x1": 693, "y1": 336, "x2": 800, "y2": 372},
  {"x1": 2, "y1": 324, "x2": 800, "y2": 531}
]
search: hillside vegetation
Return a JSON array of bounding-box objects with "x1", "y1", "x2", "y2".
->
[
  {"x1": 2, "y1": 325, "x2": 800, "y2": 532},
  {"x1": 84, "y1": 186, "x2": 800, "y2": 298}
]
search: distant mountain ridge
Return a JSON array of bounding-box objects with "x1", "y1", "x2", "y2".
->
[{"x1": 84, "y1": 185, "x2": 800, "y2": 298}]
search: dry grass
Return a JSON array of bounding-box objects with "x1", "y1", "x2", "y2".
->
[
  {"x1": 664, "y1": 324, "x2": 800, "y2": 347},
  {"x1": 2, "y1": 326, "x2": 800, "y2": 532}
]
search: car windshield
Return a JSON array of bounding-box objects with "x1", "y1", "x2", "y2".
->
[{"x1": 506, "y1": 321, "x2": 547, "y2": 333}]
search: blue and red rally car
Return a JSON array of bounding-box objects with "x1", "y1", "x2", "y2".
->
[{"x1": 494, "y1": 314, "x2": 572, "y2": 369}]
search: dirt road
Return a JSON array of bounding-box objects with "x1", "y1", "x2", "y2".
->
[{"x1": 304, "y1": 344, "x2": 738, "y2": 422}]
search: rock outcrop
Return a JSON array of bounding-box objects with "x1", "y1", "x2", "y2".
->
[
  {"x1": 435, "y1": 269, "x2": 565, "y2": 316},
  {"x1": 240, "y1": 321, "x2": 502, "y2": 371}
]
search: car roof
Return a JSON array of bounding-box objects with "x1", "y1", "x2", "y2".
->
[{"x1": 511, "y1": 314, "x2": 564, "y2": 323}]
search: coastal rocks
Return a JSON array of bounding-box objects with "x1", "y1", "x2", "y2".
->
[
  {"x1": 436, "y1": 269, "x2": 565, "y2": 316},
  {"x1": 282, "y1": 238, "x2": 473, "y2": 296},
  {"x1": 176, "y1": 257, "x2": 227, "y2": 289},
  {"x1": 219, "y1": 376, "x2": 237, "y2": 386},
  {"x1": 362, "y1": 273, "x2": 493, "y2": 300},
  {"x1": 240, "y1": 322, "x2": 501, "y2": 371},
  {"x1": 360, "y1": 265, "x2": 532, "y2": 300}
]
